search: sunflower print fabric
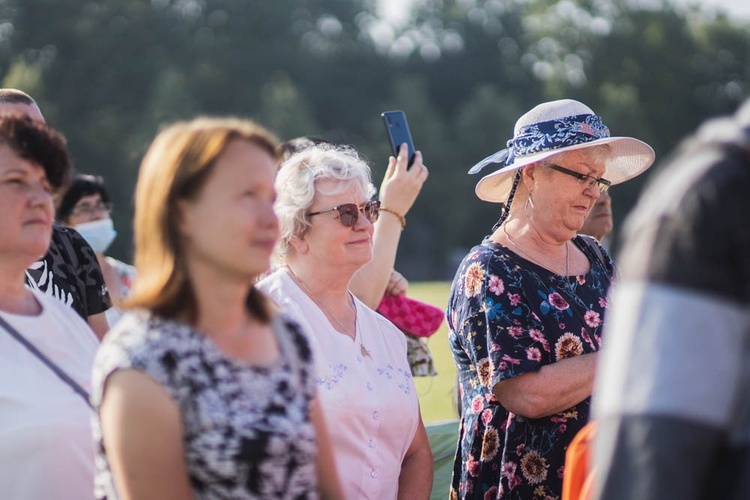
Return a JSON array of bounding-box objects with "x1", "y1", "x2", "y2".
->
[{"x1": 446, "y1": 235, "x2": 613, "y2": 499}]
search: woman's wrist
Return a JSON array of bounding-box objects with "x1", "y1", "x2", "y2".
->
[{"x1": 379, "y1": 207, "x2": 406, "y2": 230}]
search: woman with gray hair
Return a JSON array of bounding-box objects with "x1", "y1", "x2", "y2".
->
[
  {"x1": 447, "y1": 99, "x2": 655, "y2": 499},
  {"x1": 258, "y1": 144, "x2": 433, "y2": 500}
]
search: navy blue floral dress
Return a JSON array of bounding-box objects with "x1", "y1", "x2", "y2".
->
[{"x1": 447, "y1": 235, "x2": 614, "y2": 499}]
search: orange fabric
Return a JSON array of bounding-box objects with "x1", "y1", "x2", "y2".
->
[{"x1": 562, "y1": 421, "x2": 597, "y2": 500}]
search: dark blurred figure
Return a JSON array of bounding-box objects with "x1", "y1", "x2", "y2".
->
[
  {"x1": 593, "y1": 98, "x2": 750, "y2": 499},
  {"x1": 578, "y1": 190, "x2": 613, "y2": 246},
  {"x1": 0, "y1": 89, "x2": 111, "y2": 339}
]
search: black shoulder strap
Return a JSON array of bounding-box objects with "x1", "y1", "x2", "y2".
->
[{"x1": 0, "y1": 315, "x2": 93, "y2": 410}]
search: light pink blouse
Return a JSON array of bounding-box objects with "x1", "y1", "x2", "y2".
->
[{"x1": 258, "y1": 269, "x2": 420, "y2": 499}]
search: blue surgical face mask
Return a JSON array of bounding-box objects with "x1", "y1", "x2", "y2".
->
[{"x1": 75, "y1": 217, "x2": 117, "y2": 253}]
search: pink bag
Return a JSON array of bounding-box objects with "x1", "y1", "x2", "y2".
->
[{"x1": 376, "y1": 294, "x2": 444, "y2": 338}]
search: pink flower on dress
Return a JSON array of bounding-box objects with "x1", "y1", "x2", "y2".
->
[
  {"x1": 584, "y1": 309, "x2": 602, "y2": 328},
  {"x1": 557, "y1": 466, "x2": 566, "y2": 479},
  {"x1": 488, "y1": 275, "x2": 505, "y2": 295},
  {"x1": 599, "y1": 296, "x2": 608, "y2": 308},
  {"x1": 526, "y1": 347, "x2": 541, "y2": 361},
  {"x1": 502, "y1": 354, "x2": 521, "y2": 365},
  {"x1": 529, "y1": 328, "x2": 544, "y2": 342},
  {"x1": 508, "y1": 474, "x2": 522, "y2": 490},
  {"x1": 481, "y1": 409, "x2": 493, "y2": 425},
  {"x1": 471, "y1": 395, "x2": 484, "y2": 414},
  {"x1": 558, "y1": 424, "x2": 567, "y2": 434},
  {"x1": 548, "y1": 292, "x2": 569, "y2": 310},
  {"x1": 467, "y1": 456, "x2": 480, "y2": 477},
  {"x1": 491, "y1": 343, "x2": 501, "y2": 352},
  {"x1": 508, "y1": 293, "x2": 521, "y2": 306},
  {"x1": 508, "y1": 326, "x2": 523, "y2": 338},
  {"x1": 483, "y1": 486, "x2": 498, "y2": 500},
  {"x1": 499, "y1": 361, "x2": 508, "y2": 371},
  {"x1": 502, "y1": 461, "x2": 517, "y2": 478}
]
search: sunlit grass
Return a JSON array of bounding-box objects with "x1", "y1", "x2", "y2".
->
[{"x1": 408, "y1": 281, "x2": 459, "y2": 424}]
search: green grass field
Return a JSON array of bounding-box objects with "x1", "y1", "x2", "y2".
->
[{"x1": 407, "y1": 281, "x2": 459, "y2": 424}]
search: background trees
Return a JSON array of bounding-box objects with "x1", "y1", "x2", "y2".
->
[{"x1": 1, "y1": 0, "x2": 746, "y2": 279}]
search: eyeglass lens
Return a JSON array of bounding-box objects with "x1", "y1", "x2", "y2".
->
[
  {"x1": 73, "y1": 201, "x2": 112, "y2": 216},
  {"x1": 338, "y1": 201, "x2": 380, "y2": 227}
]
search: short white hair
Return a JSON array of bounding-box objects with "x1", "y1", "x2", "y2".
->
[{"x1": 273, "y1": 144, "x2": 376, "y2": 264}]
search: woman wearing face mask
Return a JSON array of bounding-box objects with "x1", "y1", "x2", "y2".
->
[{"x1": 58, "y1": 174, "x2": 135, "y2": 327}]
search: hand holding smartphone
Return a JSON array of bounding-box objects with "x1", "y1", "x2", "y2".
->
[{"x1": 381, "y1": 110, "x2": 416, "y2": 168}]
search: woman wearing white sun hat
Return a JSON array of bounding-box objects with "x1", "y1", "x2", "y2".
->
[{"x1": 446, "y1": 99, "x2": 655, "y2": 499}]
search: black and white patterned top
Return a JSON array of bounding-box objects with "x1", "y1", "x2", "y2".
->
[
  {"x1": 25, "y1": 224, "x2": 111, "y2": 319},
  {"x1": 91, "y1": 311, "x2": 319, "y2": 500}
]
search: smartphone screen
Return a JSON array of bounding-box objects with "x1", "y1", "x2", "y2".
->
[{"x1": 381, "y1": 110, "x2": 416, "y2": 168}]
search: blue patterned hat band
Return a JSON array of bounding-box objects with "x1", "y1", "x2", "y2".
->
[
  {"x1": 507, "y1": 113, "x2": 610, "y2": 165},
  {"x1": 471, "y1": 99, "x2": 655, "y2": 203},
  {"x1": 467, "y1": 113, "x2": 610, "y2": 174}
]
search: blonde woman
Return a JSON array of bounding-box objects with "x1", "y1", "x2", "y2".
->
[
  {"x1": 258, "y1": 144, "x2": 433, "y2": 500},
  {"x1": 91, "y1": 118, "x2": 342, "y2": 499}
]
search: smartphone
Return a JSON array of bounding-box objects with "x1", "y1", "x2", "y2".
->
[{"x1": 381, "y1": 110, "x2": 416, "y2": 168}]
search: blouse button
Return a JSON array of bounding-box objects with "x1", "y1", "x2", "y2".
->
[
  {"x1": 368, "y1": 439, "x2": 376, "y2": 448},
  {"x1": 372, "y1": 411, "x2": 380, "y2": 420},
  {"x1": 367, "y1": 382, "x2": 373, "y2": 390},
  {"x1": 371, "y1": 469, "x2": 379, "y2": 479}
]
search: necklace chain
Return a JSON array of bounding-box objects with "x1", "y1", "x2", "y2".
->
[
  {"x1": 285, "y1": 266, "x2": 372, "y2": 359},
  {"x1": 502, "y1": 224, "x2": 570, "y2": 276}
]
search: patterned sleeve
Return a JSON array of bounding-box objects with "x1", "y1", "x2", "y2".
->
[
  {"x1": 452, "y1": 246, "x2": 559, "y2": 391},
  {"x1": 63, "y1": 227, "x2": 112, "y2": 315}
]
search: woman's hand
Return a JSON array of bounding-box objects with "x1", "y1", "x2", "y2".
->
[
  {"x1": 379, "y1": 144, "x2": 428, "y2": 216},
  {"x1": 385, "y1": 270, "x2": 409, "y2": 297}
]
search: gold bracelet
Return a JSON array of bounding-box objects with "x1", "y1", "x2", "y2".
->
[{"x1": 380, "y1": 207, "x2": 406, "y2": 230}]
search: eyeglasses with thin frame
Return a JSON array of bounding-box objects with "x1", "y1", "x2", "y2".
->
[
  {"x1": 547, "y1": 164, "x2": 611, "y2": 193},
  {"x1": 70, "y1": 201, "x2": 113, "y2": 217},
  {"x1": 308, "y1": 200, "x2": 380, "y2": 228}
]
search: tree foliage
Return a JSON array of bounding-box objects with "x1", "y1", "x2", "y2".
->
[{"x1": 0, "y1": 0, "x2": 746, "y2": 278}]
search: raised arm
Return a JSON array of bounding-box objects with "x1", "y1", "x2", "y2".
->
[{"x1": 350, "y1": 144, "x2": 427, "y2": 308}]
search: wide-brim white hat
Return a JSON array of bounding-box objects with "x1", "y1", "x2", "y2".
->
[{"x1": 471, "y1": 99, "x2": 655, "y2": 203}]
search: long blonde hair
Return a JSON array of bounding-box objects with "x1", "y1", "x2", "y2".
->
[{"x1": 124, "y1": 117, "x2": 278, "y2": 324}]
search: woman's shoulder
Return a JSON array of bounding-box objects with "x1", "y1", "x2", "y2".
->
[
  {"x1": 573, "y1": 234, "x2": 615, "y2": 278},
  {"x1": 96, "y1": 313, "x2": 194, "y2": 376}
]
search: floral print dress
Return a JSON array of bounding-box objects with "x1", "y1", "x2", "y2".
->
[{"x1": 447, "y1": 235, "x2": 613, "y2": 499}]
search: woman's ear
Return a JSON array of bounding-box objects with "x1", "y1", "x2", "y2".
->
[
  {"x1": 289, "y1": 234, "x2": 309, "y2": 255},
  {"x1": 521, "y1": 164, "x2": 539, "y2": 192}
]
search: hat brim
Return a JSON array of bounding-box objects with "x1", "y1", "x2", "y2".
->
[{"x1": 474, "y1": 136, "x2": 655, "y2": 203}]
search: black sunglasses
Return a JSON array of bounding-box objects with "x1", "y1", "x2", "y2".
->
[
  {"x1": 308, "y1": 200, "x2": 381, "y2": 228},
  {"x1": 547, "y1": 164, "x2": 611, "y2": 193}
]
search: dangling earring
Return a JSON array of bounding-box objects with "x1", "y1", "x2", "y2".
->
[{"x1": 524, "y1": 195, "x2": 535, "y2": 221}]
